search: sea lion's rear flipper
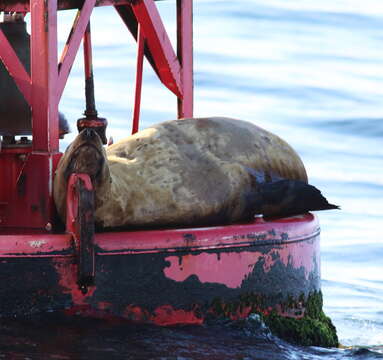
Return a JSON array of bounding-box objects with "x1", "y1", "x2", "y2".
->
[{"x1": 251, "y1": 179, "x2": 340, "y2": 218}]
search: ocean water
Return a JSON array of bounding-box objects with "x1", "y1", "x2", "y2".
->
[{"x1": 10, "y1": 0, "x2": 383, "y2": 358}]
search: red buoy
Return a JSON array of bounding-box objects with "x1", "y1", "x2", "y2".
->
[{"x1": 0, "y1": 2, "x2": 330, "y2": 342}]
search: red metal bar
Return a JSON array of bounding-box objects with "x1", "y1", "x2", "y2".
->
[
  {"x1": 132, "y1": 23, "x2": 145, "y2": 134},
  {"x1": 0, "y1": 233, "x2": 72, "y2": 257},
  {"x1": 177, "y1": 0, "x2": 193, "y2": 118},
  {"x1": 94, "y1": 214, "x2": 319, "y2": 254},
  {"x1": 66, "y1": 173, "x2": 95, "y2": 291},
  {"x1": 66, "y1": 173, "x2": 93, "y2": 234},
  {"x1": 0, "y1": 0, "x2": 131, "y2": 13},
  {"x1": 0, "y1": 214, "x2": 318, "y2": 257},
  {"x1": 130, "y1": 0, "x2": 183, "y2": 98},
  {"x1": 83, "y1": 23, "x2": 93, "y2": 85},
  {"x1": 77, "y1": 22, "x2": 108, "y2": 144},
  {"x1": 57, "y1": 0, "x2": 96, "y2": 101},
  {"x1": 30, "y1": 0, "x2": 59, "y2": 152},
  {"x1": 0, "y1": 28, "x2": 31, "y2": 105},
  {"x1": 114, "y1": 4, "x2": 161, "y2": 81},
  {"x1": 82, "y1": 21, "x2": 99, "y2": 118},
  {"x1": 0, "y1": 150, "x2": 62, "y2": 229}
]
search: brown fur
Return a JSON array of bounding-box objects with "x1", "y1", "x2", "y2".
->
[{"x1": 54, "y1": 117, "x2": 307, "y2": 229}]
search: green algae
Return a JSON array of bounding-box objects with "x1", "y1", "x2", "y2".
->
[
  {"x1": 209, "y1": 291, "x2": 338, "y2": 348},
  {"x1": 263, "y1": 291, "x2": 339, "y2": 347}
]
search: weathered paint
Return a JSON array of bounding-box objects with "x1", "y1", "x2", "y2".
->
[
  {"x1": 0, "y1": 214, "x2": 320, "y2": 323},
  {"x1": 163, "y1": 237, "x2": 318, "y2": 288},
  {"x1": 0, "y1": 210, "x2": 336, "y2": 347},
  {"x1": 94, "y1": 214, "x2": 318, "y2": 254}
]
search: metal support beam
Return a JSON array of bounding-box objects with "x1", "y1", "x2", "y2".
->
[
  {"x1": 30, "y1": 0, "x2": 59, "y2": 152},
  {"x1": 130, "y1": 0, "x2": 183, "y2": 98},
  {"x1": 0, "y1": 0, "x2": 131, "y2": 13},
  {"x1": 77, "y1": 22, "x2": 108, "y2": 144},
  {"x1": 132, "y1": 23, "x2": 145, "y2": 134},
  {"x1": 57, "y1": 0, "x2": 97, "y2": 101},
  {"x1": 177, "y1": 0, "x2": 193, "y2": 118},
  {"x1": 0, "y1": 27, "x2": 31, "y2": 105}
]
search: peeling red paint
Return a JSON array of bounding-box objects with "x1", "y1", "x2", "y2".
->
[
  {"x1": 52, "y1": 257, "x2": 95, "y2": 305},
  {"x1": 277, "y1": 239, "x2": 319, "y2": 279},
  {"x1": 164, "y1": 238, "x2": 319, "y2": 287},
  {"x1": 0, "y1": 214, "x2": 320, "y2": 323},
  {"x1": 164, "y1": 252, "x2": 260, "y2": 288}
]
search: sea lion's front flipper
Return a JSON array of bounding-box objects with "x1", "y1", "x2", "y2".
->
[{"x1": 250, "y1": 179, "x2": 340, "y2": 219}]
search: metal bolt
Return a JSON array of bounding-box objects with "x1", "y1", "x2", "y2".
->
[{"x1": 80, "y1": 284, "x2": 88, "y2": 295}]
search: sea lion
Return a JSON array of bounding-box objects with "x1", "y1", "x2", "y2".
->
[{"x1": 53, "y1": 117, "x2": 337, "y2": 229}]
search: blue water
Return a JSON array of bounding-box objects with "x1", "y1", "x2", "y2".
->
[{"x1": 16, "y1": 0, "x2": 383, "y2": 358}]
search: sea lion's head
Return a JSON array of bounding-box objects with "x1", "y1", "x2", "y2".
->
[
  {"x1": 53, "y1": 128, "x2": 110, "y2": 223},
  {"x1": 62, "y1": 128, "x2": 107, "y2": 183}
]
